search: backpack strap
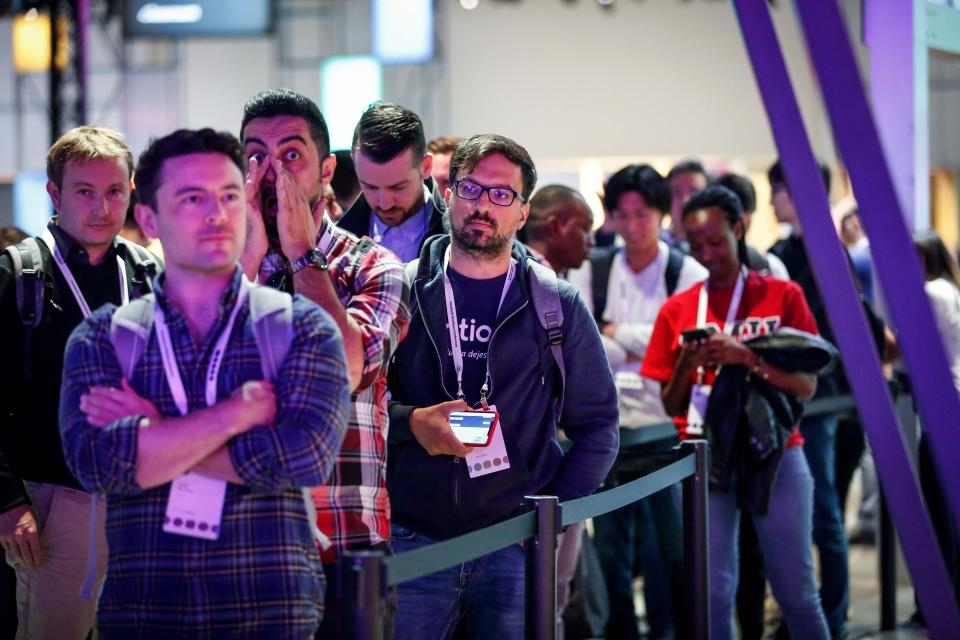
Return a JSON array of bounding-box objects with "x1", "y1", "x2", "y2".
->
[
  {"x1": 4, "y1": 238, "x2": 46, "y2": 328},
  {"x1": 588, "y1": 247, "x2": 618, "y2": 324},
  {"x1": 115, "y1": 238, "x2": 158, "y2": 295},
  {"x1": 109, "y1": 295, "x2": 156, "y2": 380},
  {"x1": 247, "y1": 285, "x2": 294, "y2": 383},
  {"x1": 664, "y1": 246, "x2": 685, "y2": 296},
  {"x1": 247, "y1": 284, "x2": 331, "y2": 550},
  {"x1": 526, "y1": 258, "x2": 566, "y2": 424}
]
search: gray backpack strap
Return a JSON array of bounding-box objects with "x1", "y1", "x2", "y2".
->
[
  {"x1": 526, "y1": 258, "x2": 566, "y2": 424},
  {"x1": 246, "y1": 286, "x2": 329, "y2": 547},
  {"x1": 4, "y1": 238, "x2": 46, "y2": 328},
  {"x1": 109, "y1": 296, "x2": 156, "y2": 380},
  {"x1": 247, "y1": 285, "x2": 294, "y2": 383}
]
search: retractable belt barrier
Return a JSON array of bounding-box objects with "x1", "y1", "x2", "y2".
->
[{"x1": 344, "y1": 391, "x2": 882, "y2": 640}]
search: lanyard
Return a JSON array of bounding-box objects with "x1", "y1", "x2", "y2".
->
[
  {"x1": 41, "y1": 228, "x2": 128, "y2": 317},
  {"x1": 154, "y1": 280, "x2": 249, "y2": 415},
  {"x1": 694, "y1": 268, "x2": 747, "y2": 383},
  {"x1": 696, "y1": 267, "x2": 747, "y2": 336},
  {"x1": 442, "y1": 246, "x2": 516, "y2": 407}
]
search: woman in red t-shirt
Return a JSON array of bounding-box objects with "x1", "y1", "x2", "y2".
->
[{"x1": 642, "y1": 185, "x2": 829, "y2": 640}]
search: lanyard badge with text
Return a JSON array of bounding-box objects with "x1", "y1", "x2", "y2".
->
[
  {"x1": 154, "y1": 281, "x2": 249, "y2": 540},
  {"x1": 442, "y1": 248, "x2": 515, "y2": 477},
  {"x1": 686, "y1": 269, "x2": 746, "y2": 435}
]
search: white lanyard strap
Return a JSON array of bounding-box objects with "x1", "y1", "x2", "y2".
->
[
  {"x1": 696, "y1": 267, "x2": 747, "y2": 336},
  {"x1": 154, "y1": 280, "x2": 250, "y2": 415},
  {"x1": 442, "y1": 246, "x2": 516, "y2": 404},
  {"x1": 41, "y1": 228, "x2": 128, "y2": 317}
]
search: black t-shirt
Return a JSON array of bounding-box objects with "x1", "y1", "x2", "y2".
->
[{"x1": 444, "y1": 267, "x2": 508, "y2": 407}]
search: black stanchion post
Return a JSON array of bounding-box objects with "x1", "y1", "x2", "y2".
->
[
  {"x1": 682, "y1": 439, "x2": 709, "y2": 640},
  {"x1": 878, "y1": 489, "x2": 896, "y2": 631},
  {"x1": 524, "y1": 495, "x2": 560, "y2": 640},
  {"x1": 344, "y1": 550, "x2": 387, "y2": 640}
]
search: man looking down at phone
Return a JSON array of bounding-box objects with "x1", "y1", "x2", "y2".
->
[
  {"x1": 58, "y1": 129, "x2": 350, "y2": 637},
  {"x1": 641, "y1": 185, "x2": 829, "y2": 639},
  {"x1": 386, "y1": 133, "x2": 619, "y2": 639}
]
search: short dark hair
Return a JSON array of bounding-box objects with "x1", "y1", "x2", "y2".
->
[
  {"x1": 449, "y1": 133, "x2": 537, "y2": 200},
  {"x1": 135, "y1": 128, "x2": 246, "y2": 209},
  {"x1": 330, "y1": 150, "x2": 359, "y2": 200},
  {"x1": 240, "y1": 89, "x2": 331, "y2": 158},
  {"x1": 767, "y1": 159, "x2": 831, "y2": 194},
  {"x1": 715, "y1": 173, "x2": 757, "y2": 214},
  {"x1": 352, "y1": 102, "x2": 426, "y2": 164},
  {"x1": 602, "y1": 164, "x2": 670, "y2": 213},
  {"x1": 681, "y1": 184, "x2": 748, "y2": 265},
  {"x1": 667, "y1": 159, "x2": 708, "y2": 182},
  {"x1": 525, "y1": 184, "x2": 585, "y2": 243}
]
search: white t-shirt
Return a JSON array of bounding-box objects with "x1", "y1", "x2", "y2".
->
[
  {"x1": 567, "y1": 241, "x2": 707, "y2": 427},
  {"x1": 925, "y1": 278, "x2": 960, "y2": 393}
]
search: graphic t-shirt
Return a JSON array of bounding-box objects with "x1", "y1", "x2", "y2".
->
[
  {"x1": 445, "y1": 267, "x2": 508, "y2": 407},
  {"x1": 641, "y1": 271, "x2": 818, "y2": 445}
]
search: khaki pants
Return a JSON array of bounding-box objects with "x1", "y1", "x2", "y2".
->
[{"x1": 5, "y1": 482, "x2": 107, "y2": 640}]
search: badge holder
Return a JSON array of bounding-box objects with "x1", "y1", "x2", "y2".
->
[
  {"x1": 163, "y1": 471, "x2": 228, "y2": 541},
  {"x1": 465, "y1": 405, "x2": 511, "y2": 478},
  {"x1": 686, "y1": 369, "x2": 711, "y2": 437}
]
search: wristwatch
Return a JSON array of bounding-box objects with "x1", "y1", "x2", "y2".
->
[{"x1": 290, "y1": 248, "x2": 329, "y2": 274}]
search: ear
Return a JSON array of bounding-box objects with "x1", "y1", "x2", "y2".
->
[
  {"x1": 46, "y1": 181, "x2": 61, "y2": 212},
  {"x1": 134, "y1": 202, "x2": 160, "y2": 240},
  {"x1": 733, "y1": 218, "x2": 745, "y2": 241},
  {"x1": 517, "y1": 201, "x2": 530, "y2": 230},
  {"x1": 420, "y1": 154, "x2": 433, "y2": 181},
  {"x1": 320, "y1": 153, "x2": 337, "y2": 187}
]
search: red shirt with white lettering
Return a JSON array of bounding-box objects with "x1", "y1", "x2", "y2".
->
[{"x1": 641, "y1": 271, "x2": 817, "y2": 445}]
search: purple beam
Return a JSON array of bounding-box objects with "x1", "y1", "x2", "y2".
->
[
  {"x1": 792, "y1": 0, "x2": 960, "y2": 543},
  {"x1": 730, "y1": 1, "x2": 960, "y2": 635}
]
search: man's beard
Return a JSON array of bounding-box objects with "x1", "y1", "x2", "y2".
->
[{"x1": 451, "y1": 213, "x2": 512, "y2": 259}]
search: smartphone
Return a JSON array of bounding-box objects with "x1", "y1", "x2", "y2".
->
[
  {"x1": 681, "y1": 327, "x2": 715, "y2": 344},
  {"x1": 449, "y1": 410, "x2": 499, "y2": 447}
]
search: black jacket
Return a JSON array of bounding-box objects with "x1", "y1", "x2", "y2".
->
[
  {"x1": 704, "y1": 328, "x2": 838, "y2": 514},
  {"x1": 386, "y1": 236, "x2": 619, "y2": 540},
  {"x1": 337, "y1": 178, "x2": 447, "y2": 254}
]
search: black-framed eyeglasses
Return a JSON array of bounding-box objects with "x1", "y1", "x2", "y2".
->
[{"x1": 453, "y1": 179, "x2": 526, "y2": 207}]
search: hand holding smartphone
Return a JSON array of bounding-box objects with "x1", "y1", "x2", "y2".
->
[{"x1": 681, "y1": 327, "x2": 716, "y2": 345}]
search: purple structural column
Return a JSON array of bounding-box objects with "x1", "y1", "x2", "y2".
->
[
  {"x1": 792, "y1": 0, "x2": 960, "y2": 541},
  {"x1": 730, "y1": 1, "x2": 960, "y2": 636}
]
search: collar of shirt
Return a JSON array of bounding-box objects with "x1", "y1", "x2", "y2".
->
[
  {"x1": 153, "y1": 264, "x2": 246, "y2": 337},
  {"x1": 47, "y1": 219, "x2": 119, "y2": 267},
  {"x1": 369, "y1": 185, "x2": 430, "y2": 262}
]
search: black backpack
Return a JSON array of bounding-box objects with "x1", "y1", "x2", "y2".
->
[{"x1": 588, "y1": 245, "x2": 686, "y2": 325}]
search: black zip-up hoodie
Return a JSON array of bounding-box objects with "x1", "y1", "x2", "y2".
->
[{"x1": 386, "y1": 235, "x2": 619, "y2": 540}]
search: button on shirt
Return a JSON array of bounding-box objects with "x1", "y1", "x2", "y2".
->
[
  {"x1": 369, "y1": 185, "x2": 432, "y2": 263},
  {"x1": 58, "y1": 267, "x2": 351, "y2": 638}
]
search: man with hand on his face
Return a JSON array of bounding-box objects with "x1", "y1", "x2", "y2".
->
[
  {"x1": 239, "y1": 89, "x2": 409, "y2": 638},
  {"x1": 338, "y1": 102, "x2": 447, "y2": 262},
  {"x1": 386, "y1": 133, "x2": 618, "y2": 639},
  {"x1": 0, "y1": 125, "x2": 157, "y2": 639}
]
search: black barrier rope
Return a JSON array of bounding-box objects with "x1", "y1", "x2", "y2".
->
[
  {"x1": 562, "y1": 451, "x2": 696, "y2": 527},
  {"x1": 383, "y1": 449, "x2": 697, "y2": 587}
]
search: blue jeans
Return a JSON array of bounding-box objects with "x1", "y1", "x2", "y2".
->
[
  {"x1": 709, "y1": 447, "x2": 829, "y2": 640},
  {"x1": 801, "y1": 413, "x2": 849, "y2": 637},
  {"x1": 391, "y1": 524, "x2": 525, "y2": 640}
]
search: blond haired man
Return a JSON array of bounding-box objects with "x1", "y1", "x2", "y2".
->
[{"x1": 0, "y1": 125, "x2": 158, "y2": 639}]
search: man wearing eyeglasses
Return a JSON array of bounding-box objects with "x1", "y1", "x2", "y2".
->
[
  {"x1": 386, "y1": 134, "x2": 619, "y2": 639},
  {"x1": 339, "y1": 102, "x2": 447, "y2": 263}
]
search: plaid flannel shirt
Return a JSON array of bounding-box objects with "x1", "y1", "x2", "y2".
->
[
  {"x1": 59, "y1": 267, "x2": 350, "y2": 638},
  {"x1": 259, "y1": 218, "x2": 410, "y2": 562}
]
